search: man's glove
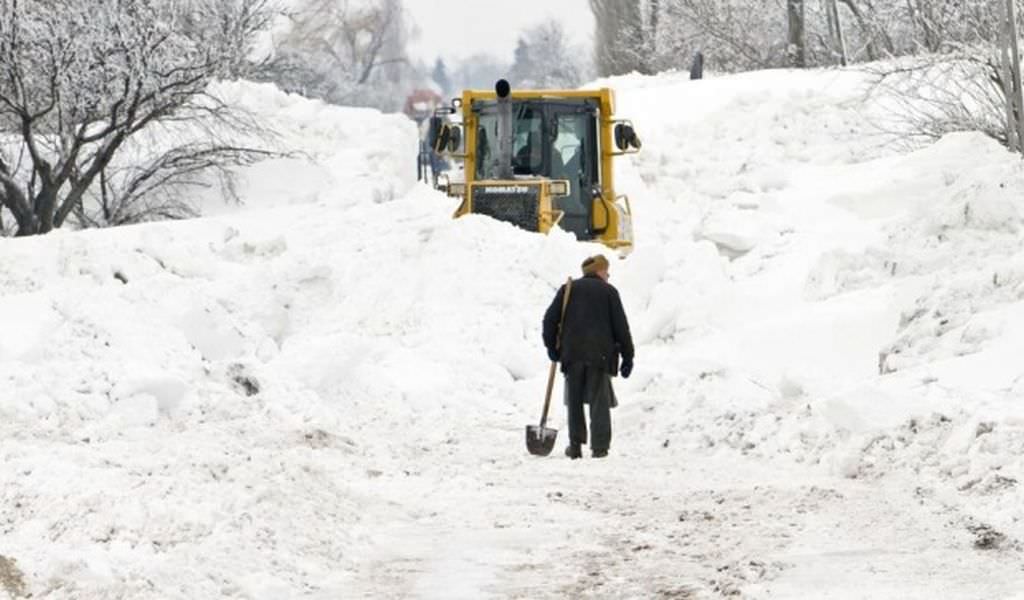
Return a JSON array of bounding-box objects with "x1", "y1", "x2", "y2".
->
[
  {"x1": 620, "y1": 358, "x2": 633, "y2": 379},
  {"x1": 547, "y1": 347, "x2": 560, "y2": 363}
]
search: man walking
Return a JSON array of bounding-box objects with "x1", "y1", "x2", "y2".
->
[{"x1": 542, "y1": 254, "x2": 634, "y2": 459}]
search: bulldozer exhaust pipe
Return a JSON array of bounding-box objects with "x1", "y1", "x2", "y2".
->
[{"x1": 495, "y1": 79, "x2": 513, "y2": 180}]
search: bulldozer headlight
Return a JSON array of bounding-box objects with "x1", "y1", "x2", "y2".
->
[{"x1": 549, "y1": 180, "x2": 570, "y2": 197}]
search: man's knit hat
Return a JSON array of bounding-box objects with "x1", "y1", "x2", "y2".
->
[{"x1": 581, "y1": 254, "x2": 610, "y2": 275}]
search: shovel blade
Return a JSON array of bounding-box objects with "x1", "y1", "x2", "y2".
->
[{"x1": 525, "y1": 424, "x2": 558, "y2": 456}]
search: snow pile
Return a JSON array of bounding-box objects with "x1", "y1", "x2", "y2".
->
[
  {"x1": 0, "y1": 186, "x2": 599, "y2": 597},
  {"x1": 202, "y1": 80, "x2": 419, "y2": 214},
  {"x1": 607, "y1": 68, "x2": 1024, "y2": 592},
  {"x1": 0, "y1": 81, "x2": 422, "y2": 598},
  {"x1": 4, "y1": 66, "x2": 1024, "y2": 598}
]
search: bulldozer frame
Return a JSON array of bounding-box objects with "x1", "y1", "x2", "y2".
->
[{"x1": 433, "y1": 81, "x2": 640, "y2": 252}]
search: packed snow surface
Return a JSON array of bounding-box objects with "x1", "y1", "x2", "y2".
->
[{"x1": 4, "y1": 71, "x2": 1024, "y2": 598}]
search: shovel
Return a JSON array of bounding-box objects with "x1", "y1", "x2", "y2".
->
[
  {"x1": 525, "y1": 362, "x2": 560, "y2": 455},
  {"x1": 526, "y1": 277, "x2": 572, "y2": 456}
]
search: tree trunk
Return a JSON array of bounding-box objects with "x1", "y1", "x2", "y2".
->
[
  {"x1": 33, "y1": 180, "x2": 62, "y2": 234},
  {"x1": 826, "y1": 0, "x2": 836, "y2": 43},
  {"x1": 1007, "y1": 0, "x2": 1024, "y2": 152},
  {"x1": 645, "y1": 0, "x2": 659, "y2": 74},
  {"x1": 0, "y1": 162, "x2": 39, "y2": 236},
  {"x1": 590, "y1": 0, "x2": 643, "y2": 76},
  {"x1": 590, "y1": 0, "x2": 614, "y2": 76},
  {"x1": 828, "y1": 0, "x2": 848, "y2": 66},
  {"x1": 839, "y1": 0, "x2": 879, "y2": 61},
  {"x1": 2, "y1": 189, "x2": 39, "y2": 236},
  {"x1": 911, "y1": 0, "x2": 939, "y2": 52},
  {"x1": 787, "y1": 0, "x2": 806, "y2": 67},
  {"x1": 54, "y1": 135, "x2": 129, "y2": 229},
  {"x1": 1000, "y1": 39, "x2": 1018, "y2": 151}
]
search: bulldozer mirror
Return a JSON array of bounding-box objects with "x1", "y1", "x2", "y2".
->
[
  {"x1": 629, "y1": 128, "x2": 642, "y2": 150},
  {"x1": 434, "y1": 124, "x2": 452, "y2": 153},
  {"x1": 614, "y1": 123, "x2": 642, "y2": 151},
  {"x1": 614, "y1": 123, "x2": 628, "y2": 151},
  {"x1": 448, "y1": 125, "x2": 462, "y2": 152}
]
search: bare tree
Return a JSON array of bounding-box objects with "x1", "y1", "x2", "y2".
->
[
  {"x1": 630, "y1": 0, "x2": 1015, "y2": 74},
  {"x1": 510, "y1": 22, "x2": 587, "y2": 89},
  {"x1": 660, "y1": 0, "x2": 790, "y2": 72},
  {"x1": 862, "y1": 1, "x2": 1024, "y2": 151},
  {"x1": 0, "y1": 0, "x2": 277, "y2": 236},
  {"x1": 71, "y1": 94, "x2": 278, "y2": 228},
  {"x1": 260, "y1": 0, "x2": 412, "y2": 109},
  {"x1": 590, "y1": 0, "x2": 645, "y2": 76},
  {"x1": 867, "y1": 57, "x2": 1008, "y2": 147}
]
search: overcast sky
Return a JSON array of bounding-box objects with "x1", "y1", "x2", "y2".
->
[{"x1": 405, "y1": 0, "x2": 594, "y2": 65}]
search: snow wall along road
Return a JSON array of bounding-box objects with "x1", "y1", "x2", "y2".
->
[{"x1": 4, "y1": 71, "x2": 1024, "y2": 598}]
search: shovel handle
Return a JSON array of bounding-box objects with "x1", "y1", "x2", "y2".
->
[
  {"x1": 555, "y1": 277, "x2": 572, "y2": 352},
  {"x1": 539, "y1": 361, "x2": 557, "y2": 427},
  {"x1": 539, "y1": 278, "x2": 572, "y2": 428}
]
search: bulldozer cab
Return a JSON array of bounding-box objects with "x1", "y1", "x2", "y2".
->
[
  {"x1": 475, "y1": 99, "x2": 598, "y2": 238},
  {"x1": 433, "y1": 80, "x2": 640, "y2": 252}
]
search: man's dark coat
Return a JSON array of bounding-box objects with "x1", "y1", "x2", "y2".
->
[{"x1": 542, "y1": 273, "x2": 634, "y2": 374}]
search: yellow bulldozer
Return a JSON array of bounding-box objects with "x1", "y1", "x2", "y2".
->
[{"x1": 431, "y1": 79, "x2": 641, "y2": 252}]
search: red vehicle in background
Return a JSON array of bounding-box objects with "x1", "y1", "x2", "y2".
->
[{"x1": 403, "y1": 89, "x2": 443, "y2": 121}]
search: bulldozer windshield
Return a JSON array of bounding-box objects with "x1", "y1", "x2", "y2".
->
[
  {"x1": 473, "y1": 99, "x2": 599, "y2": 239},
  {"x1": 475, "y1": 104, "x2": 543, "y2": 179}
]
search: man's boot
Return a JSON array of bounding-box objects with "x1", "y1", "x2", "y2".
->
[
  {"x1": 565, "y1": 444, "x2": 582, "y2": 459},
  {"x1": 592, "y1": 449, "x2": 608, "y2": 458}
]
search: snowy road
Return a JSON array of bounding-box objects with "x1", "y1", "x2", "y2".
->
[
  {"x1": 5, "y1": 70, "x2": 1024, "y2": 599},
  {"x1": 309, "y1": 69, "x2": 1024, "y2": 598},
  {"x1": 346, "y1": 437, "x2": 1024, "y2": 599}
]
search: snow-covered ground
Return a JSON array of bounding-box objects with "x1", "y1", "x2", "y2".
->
[{"x1": 4, "y1": 68, "x2": 1024, "y2": 599}]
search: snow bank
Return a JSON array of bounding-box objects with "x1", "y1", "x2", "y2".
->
[
  {"x1": 4, "y1": 64, "x2": 1024, "y2": 597},
  {"x1": 204, "y1": 80, "x2": 419, "y2": 214}
]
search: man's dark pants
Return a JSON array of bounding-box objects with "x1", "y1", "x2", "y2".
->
[{"x1": 563, "y1": 362, "x2": 613, "y2": 452}]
